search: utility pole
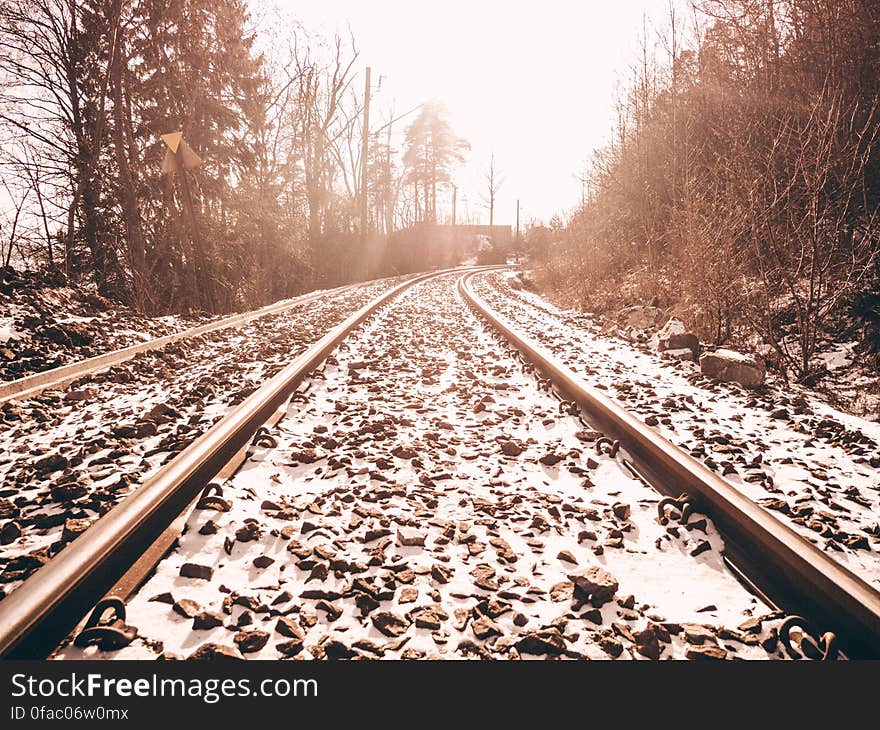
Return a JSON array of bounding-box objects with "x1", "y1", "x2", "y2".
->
[
  {"x1": 360, "y1": 67, "x2": 371, "y2": 242},
  {"x1": 516, "y1": 199, "x2": 520, "y2": 241},
  {"x1": 452, "y1": 186, "x2": 457, "y2": 226}
]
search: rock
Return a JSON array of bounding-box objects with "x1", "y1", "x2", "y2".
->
[
  {"x1": 539, "y1": 453, "x2": 564, "y2": 466},
  {"x1": 187, "y1": 643, "x2": 242, "y2": 660},
  {"x1": 63, "y1": 389, "x2": 95, "y2": 403},
  {"x1": 172, "y1": 599, "x2": 202, "y2": 618},
  {"x1": 233, "y1": 630, "x2": 269, "y2": 653},
  {"x1": 489, "y1": 537, "x2": 517, "y2": 563},
  {"x1": 557, "y1": 550, "x2": 578, "y2": 565},
  {"x1": 515, "y1": 629, "x2": 566, "y2": 656},
  {"x1": 371, "y1": 611, "x2": 410, "y2": 637},
  {"x1": 275, "y1": 640, "x2": 304, "y2": 657},
  {"x1": 398, "y1": 587, "x2": 419, "y2": 604},
  {"x1": 0, "y1": 520, "x2": 21, "y2": 545},
  {"x1": 657, "y1": 318, "x2": 700, "y2": 360},
  {"x1": 50, "y1": 482, "x2": 87, "y2": 502},
  {"x1": 61, "y1": 517, "x2": 91, "y2": 543},
  {"x1": 430, "y1": 564, "x2": 453, "y2": 583},
  {"x1": 471, "y1": 615, "x2": 502, "y2": 640},
  {"x1": 192, "y1": 611, "x2": 224, "y2": 630},
  {"x1": 618, "y1": 305, "x2": 664, "y2": 329},
  {"x1": 324, "y1": 640, "x2": 357, "y2": 659},
  {"x1": 252, "y1": 555, "x2": 275, "y2": 569},
  {"x1": 470, "y1": 564, "x2": 499, "y2": 591},
  {"x1": 699, "y1": 349, "x2": 765, "y2": 388},
  {"x1": 411, "y1": 606, "x2": 446, "y2": 631},
  {"x1": 685, "y1": 644, "x2": 727, "y2": 660},
  {"x1": 550, "y1": 581, "x2": 574, "y2": 602},
  {"x1": 34, "y1": 453, "x2": 68, "y2": 475},
  {"x1": 500, "y1": 441, "x2": 524, "y2": 457},
  {"x1": 275, "y1": 616, "x2": 305, "y2": 640},
  {"x1": 634, "y1": 626, "x2": 663, "y2": 660},
  {"x1": 396, "y1": 527, "x2": 426, "y2": 547},
  {"x1": 569, "y1": 566, "x2": 619, "y2": 606},
  {"x1": 683, "y1": 624, "x2": 716, "y2": 645},
  {"x1": 179, "y1": 563, "x2": 213, "y2": 581}
]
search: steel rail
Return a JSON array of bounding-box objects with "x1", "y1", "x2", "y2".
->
[
  {"x1": 459, "y1": 271, "x2": 880, "y2": 659},
  {"x1": 0, "y1": 281, "x2": 361, "y2": 405},
  {"x1": 0, "y1": 267, "x2": 475, "y2": 658}
]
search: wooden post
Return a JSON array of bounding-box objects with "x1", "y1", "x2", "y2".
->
[{"x1": 360, "y1": 67, "x2": 371, "y2": 241}]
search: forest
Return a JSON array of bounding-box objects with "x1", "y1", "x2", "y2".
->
[
  {"x1": 534, "y1": 0, "x2": 880, "y2": 386},
  {"x1": 0, "y1": 0, "x2": 470, "y2": 313}
]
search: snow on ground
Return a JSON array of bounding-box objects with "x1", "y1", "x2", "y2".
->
[
  {"x1": 0, "y1": 316, "x2": 22, "y2": 344},
  {"x1": 0, "y1": 273, "x2": 218, "y2": 381},
  {"x1": 59, "y1": 274, "x2": 788, "y2": 661},
  {"x1": 0, "y1": 278, "x2": 405, "y2": 596},
  {"x1": 473, "y1": 270, "x2": 880, "y2": 589}
]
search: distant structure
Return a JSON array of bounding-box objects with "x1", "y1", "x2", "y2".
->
[{"x1": 385, "y1": 223, "x2": 512, "y2": 272}]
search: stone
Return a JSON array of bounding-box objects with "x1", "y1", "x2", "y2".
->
[
  {"x1": 179, "y1": 563, "x2": 213, "y2": 581},
  {"x1": 683, "y1": 624, "x2": 716, "y2": 645},
  {"x1": 397, "y1": 527, "x2": 426, "y2": 547},
  {"x1": 0, "y1": 520, "x2": 21, "y2": 544},
  {"x1": 324, "y1": 640, "x2": 357, "y2": 659},
  {"x1": 699, "y1": 349, "x2": 765, "y2": 388},
  {"x1": 634, "y1": 625, "x2": 663, "y2": 660},
  {"x1": 411, "y1": 607, "x2": 446, "y2": 631},
  {"x1": 431, "y1": 564, "x2": 453, "y2": 583},
  {"x1": 233, "y1": 630, "x2": 269, "y2": 653},
  {"x1": 372, "y1": 611, "x2": 410, "y2": 637},
  {"x1": 685, "y1": 644, "x2": 727, "y2": 660},
  {"x1": 557, "y1": 550, "x2": 578, "y2": 565},
  {"x1": 172, "y1": 599, "x2": 202, "y2": 618},
  {"x1": 618, "y1": 305, "x2": 663, "y2": 329},
  {"x1": 275, "y1": 640, "x2": 304, "y2": 657},
  {"x1": 398, "y1": 587, "x2": 419, "y2": 604},
  {"x1": 275, "y1": 616, "x2": 305, "y2": 640},
  {"x1": 550, "y1": 581, "x2": 574, "y2": 602},
  {"x1": 187, "y1": 643, "x2": 242, "y2": 660},
  {"x1": 569, "y1": 566, "x2": 618, "y2": 606},
  {"x1": 490, "y1": 537, "x2": 517, "y2": 563},
  {"x1": 500, "y1": 441, "x2": 524, "y2": 457},
  {"x1": 34, "y1": 453, "x2": 69, "y2": 475},
  {"x1": 471, "y1": 615, "x2": 502, "y2": 640},
  {"x1": 657, "y1": 318, "x2": 700, "y2": 360},
  {"x1": 192, "y1": 611, "x2": 224, "y2": 630},
  {"x1": 470, "y1": 564, "x2": 499, "y2": 591},
  {"x1": 515, "y1": 629, "x2": 566, "y2": 656}
]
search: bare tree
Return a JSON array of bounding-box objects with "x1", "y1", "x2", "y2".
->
[{"x1": 482, "y1": 152, "x2": 503, "y2": 227}]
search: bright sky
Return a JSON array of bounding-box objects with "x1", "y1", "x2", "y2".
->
[{"x1": 282, "y1": 0, "x2": 672, "y2": 226}]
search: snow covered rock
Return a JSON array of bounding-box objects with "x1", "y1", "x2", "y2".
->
[
  {"x1": 699, "y1": 349, "x2": 765, "y2": 387},
  {"x1": 656, "y1": 317, "x2": 700, "y2": 360},
  {"x1": 617, "y1": 305, "x2": 664, "y2": 330}
]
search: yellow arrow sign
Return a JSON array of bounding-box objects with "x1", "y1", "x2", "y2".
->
[{"x1": 160, "y1": 133, "x2": 202, "y2": 175}]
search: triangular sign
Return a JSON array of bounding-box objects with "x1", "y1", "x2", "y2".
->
[
  {"x1": 161, "y1": 149, "x2": 178, "y2": 175},
  {"x1": 178, "y1": 140, "x2": 202, "y2": 169},
  {"x1": 161, "y1": 131, "x2": 183, "y2": 154}
]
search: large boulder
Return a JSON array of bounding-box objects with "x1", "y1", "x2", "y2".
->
[
  {"x1": 617, "y1": 305, "x2": 664, "y2": 330},
  {"x1": 656, "y1": 318, "x2": 700, "y2": 360},
  {"x1": 699, "y1": 349, "x2": 765, "y2": 387}
]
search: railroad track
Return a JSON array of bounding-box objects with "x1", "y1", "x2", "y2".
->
[{"x1": 0, "y1": 268, "x2": 877, "y2": 659}]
